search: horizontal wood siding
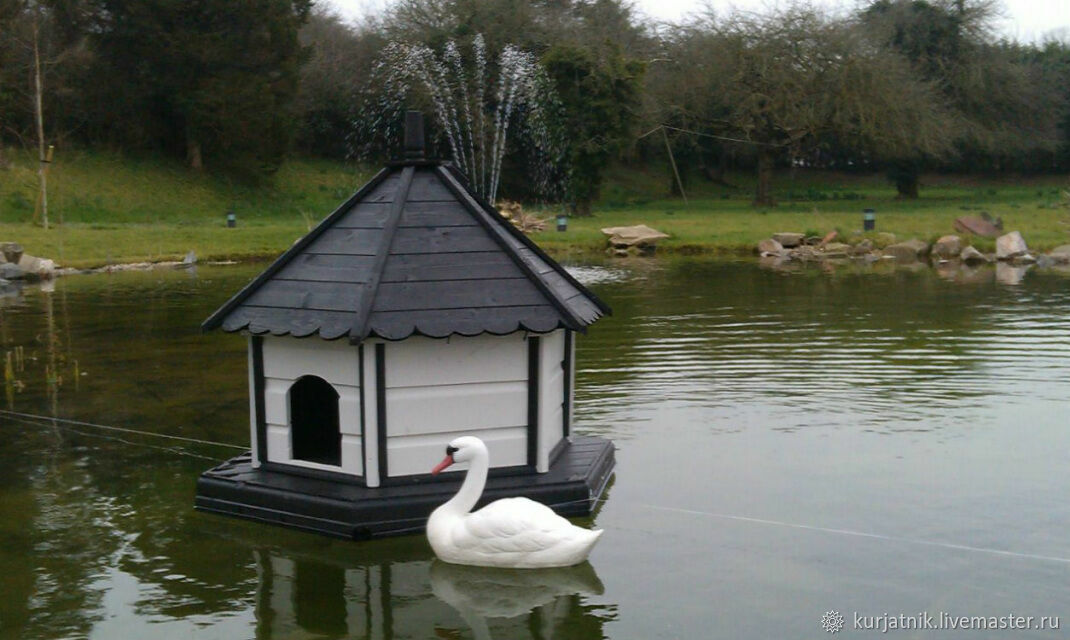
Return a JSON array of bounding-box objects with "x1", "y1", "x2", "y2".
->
[
  {"x1": 263, "y1": 338, "x2": 361, "y2": 386},
  {"x1": 385, "y1": 382, "x2": 527, "y2": 435},
  {"x1": 260, "y1": 337, "x2": 362, "y2": 476},
  {"x1": 386, "y1": 427, "x2": 528, "y2": 478},
  {"x1": 382, "y1": 334, "x2": 529, "y2": 477},
  {"x1": 383, "y1": 334, "x2": 527, "y2": 387}
]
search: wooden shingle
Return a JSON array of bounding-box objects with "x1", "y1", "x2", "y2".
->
[{"x1": 203, "y1": 160, "x2": 609, "y2": 342}]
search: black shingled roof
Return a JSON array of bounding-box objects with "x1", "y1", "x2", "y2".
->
[{"x1": 202, "y1": 161, "x2": 610, "y2": 343}]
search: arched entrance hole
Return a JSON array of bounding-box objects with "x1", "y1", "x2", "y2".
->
[{"x1": 290, "y1": 375, "x2": 341, "y2": 466}]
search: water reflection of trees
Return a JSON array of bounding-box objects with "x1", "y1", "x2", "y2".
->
[
  {"x1": 0, "y1": 423, "x2": 614, "y2": 639},
  {"x1": 575, "y1": 259, "x2": 1070, "y2": 433}
]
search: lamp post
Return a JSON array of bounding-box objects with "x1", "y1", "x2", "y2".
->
[{"x1": 863, "y1": 208, "x2": 875, "y2": 231}]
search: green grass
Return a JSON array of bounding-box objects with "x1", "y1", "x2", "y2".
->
[
  {"x1": 1, "y1": 148, "x2": 375, "y2": 267},
  {"x1": 1, "y1": 148, "x2": 1067, "y2": 268},
  {"x1": 534, "y1": 165, "x2": 1070, "y2": 255}
]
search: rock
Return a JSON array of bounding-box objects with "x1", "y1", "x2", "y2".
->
[
  {"x1": 772, "y1": 232, "x2": 805, "y2": 248},
  {"x1": 960, "y1": 245, "x2": 988, "y2": 264},
  {"x1": 931, "y1": 235, "x2": 962, "y2": 259},
  {"x1": 601, "y1": 225, "x2": 669, "y2": 250},
  {"x1": 883, "y1": 238, "x2": 929, "y2": 262},
  {"x1": 16, "y1": 254, "x2": 55, "y2": 280},
  {"x1": 0, "y1": 242, "x2": 23, "y2": 264},
  {"x1": 819, "y1": 242, "x2": 850, "y2": 258},
  {"x1": 874, "y1": 232, "x2": 897, "y2": 247},
  {"x1": 1011, "y1": 253, "x2": 1036, "y2": 265},
  {"x1": 0, "y1": 277, "x2": 16, "y2": 296},
  {"x1": 803, "y1": 235, "x2": 823, "y2": 246},
  {"x1": 995, "y1": 231, "x2": 1028, "y2": 261},
  {"x1": 1036, "y1": 254, "x2": 1054, "y2": 269},
  {"x1": 1048, "y1": 244, "x2": 1070, "y2": 264},
  {"x1": 954, "y1": 216, "x2": 1002, "y2": 238},
  {"x1": 0, "y1": 262, "x2": 24, "y2": 280},
  {"x1": 849, "y1": 239, "x2": 874, "y2": 256},
  {"x1": 979, "y1": 210, "x2": 1003, "y2": 230},
  {"x1": 788, "y1": 245, "x2": 819, "y2": 262},
  {"x1": 757, "y1": 238, "x2": 784, "y2": 256}
]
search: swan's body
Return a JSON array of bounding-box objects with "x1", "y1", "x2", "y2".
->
[{"x1": 426, "y1": 436, "x2": 603, "y2": 568}]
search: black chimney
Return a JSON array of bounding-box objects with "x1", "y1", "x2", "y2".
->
[{"x1": 404, "y1": 111, "x2": 425, "y2": 160}]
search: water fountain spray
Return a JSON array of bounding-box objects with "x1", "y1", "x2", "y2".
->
[{"x1": 358, "y1": 35, "x2": 565, "y2": 204}]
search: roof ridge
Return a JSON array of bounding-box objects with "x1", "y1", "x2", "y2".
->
[
  {"x1": 439, "y1": 164, "x2": 611, "y2": 317},
  {"x1": 348, "y1": 165, "x2": 416, "y2": 343},
  {"x1": 434, "y1": 165, "x2": 587, "y2": 331}
]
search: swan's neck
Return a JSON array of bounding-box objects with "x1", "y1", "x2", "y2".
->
[{"x1": 443, "y1": 449, "x2": 489, "y2": 515}]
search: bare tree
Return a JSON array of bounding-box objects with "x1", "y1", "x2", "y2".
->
[{"x1": 652, "y1": 3, "x2": 956, "y2": 205}]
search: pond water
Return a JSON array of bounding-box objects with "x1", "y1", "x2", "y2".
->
[{"x1": 1, "y1": 259, "x2": 1068, "y2": 639}]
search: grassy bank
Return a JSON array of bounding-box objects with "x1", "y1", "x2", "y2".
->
[
  {"x1": 1, "y1": 148, "x2": 1067, "y2": 268},
  {"x1": 534, "y1": 165, "x2": 1070, "y2": 255},
  {"x1": 1, "y1": 149, "x2": 376, "y2": 267}
]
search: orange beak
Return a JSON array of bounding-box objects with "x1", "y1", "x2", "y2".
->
[{"x1": 431, "y1": 454, "x2": 454, "y2": 475}]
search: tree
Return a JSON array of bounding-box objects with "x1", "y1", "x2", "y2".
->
[
  {"x1": 366, "y1": 0, "x2": 649, "y2": 210},
  {"x1": 87, "y1": 0, "x2": 311, "y2": 178},
  {"x1": 860, "y1": 0, "x2": 1061, "y2": 196},
  {"x1": 0, "y1": 0, "x2": 90, "y2": 222},
  {"x1": 655, "y1": 4, "x2": 955, "y2": 206},
  {"x1": 293, "y1": 7, "x2": 386, "y2": 158},
  {"x1": 543, "y1": 42, "x2": 644, "y2": 214}
]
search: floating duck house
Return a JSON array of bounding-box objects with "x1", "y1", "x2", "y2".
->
[{"x1": 195, "y1": 113, "x2": 615, "y2": 539}]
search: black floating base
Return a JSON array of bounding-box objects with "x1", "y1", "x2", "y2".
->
[{"x1": 194, "y1": 436, "x2": 615, "y2": 540}]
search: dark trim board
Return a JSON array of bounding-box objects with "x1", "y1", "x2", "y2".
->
[
  {"x1": 358, "y1": 344, "x2": 367, "y2": 479},
  {"x1": 563, "y1": 330, "x2": 572, "y2": 438},
  {"x1": 261, "y1": 461, "x2": 363, "y2": 485},
  {"x1": 195, "y1": 436, "x2": 615, "y2": 539},
  {"x1": 375, "y1": 343, "x2": 388, "y2": 479},
  {"x1": 527, "y1": 336, "x2": 540, "y2": 468},
  {"x1": 251, "y1": 336, "x2": 267, "y2": 464},
  {"x1": 548, "y1": 436, "x2": 570, "y2": 468}
]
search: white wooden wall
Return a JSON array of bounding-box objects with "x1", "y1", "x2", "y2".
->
[
  {"x1": 380, "y1": 334, "x2": 529, "y2": 477},
  {"x1": 245, "y1": 330, "x2": 572, "y2": 483},
  {"x1": 259, "y1": 336, "x2": 363, "y2": 476},
  {"x1": 536, "y1": 330, "x2": 567, "y2": 472}
]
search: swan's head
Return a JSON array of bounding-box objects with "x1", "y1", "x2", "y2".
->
[{"x1": 430, "y1": 436, "x2": 487, "y2": 475}]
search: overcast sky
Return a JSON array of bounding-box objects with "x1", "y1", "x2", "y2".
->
[{"x1": 329, "y1": 0, "x2": 1070, "y2": 43}]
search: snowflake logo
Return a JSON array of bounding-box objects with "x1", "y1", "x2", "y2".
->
[{"x1": 821, "y1": 610, "x2": 845, "y2": 634}]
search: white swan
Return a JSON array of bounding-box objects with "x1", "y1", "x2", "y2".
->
[{"x1": 426, "y1": 436, "x2": 603, "y2": 568}]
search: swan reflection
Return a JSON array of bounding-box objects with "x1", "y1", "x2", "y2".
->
[
  {"x1": 253, "y1": 548, "x2": 613, "y2": 640},
  {"x1": 430, "y1": 560, "x2": 606, "y2": 639}
]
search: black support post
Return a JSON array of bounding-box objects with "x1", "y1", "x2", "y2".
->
[
  {"x1": 251, "y1": 336, "x2": 267, "y2": 464},
  {"x1": 527, "y1": 336, "x2": 541, "y2": 468}
]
